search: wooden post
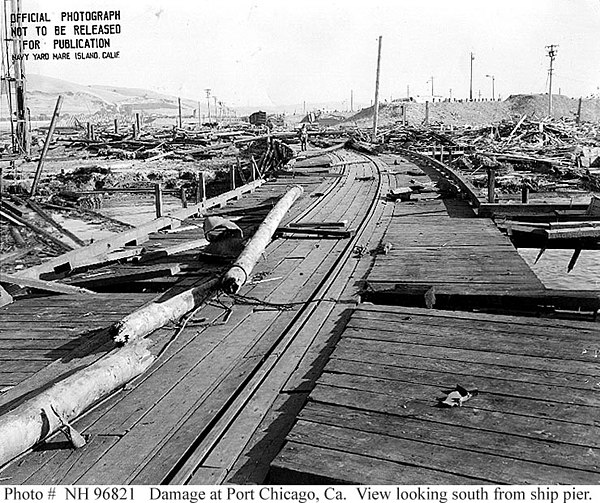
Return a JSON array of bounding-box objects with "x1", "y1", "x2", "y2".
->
[
  {"x1": 30, "y1": 95, "x2": 63, "y2": 197},
  {"x1": 230, "y1": 165, "x2": 236, "y2": 191},
  {"x1": 521, "y1": 182, "x2": 529, "y2": 203},
  {"x1": 197, "y1": 172, "x2": 206, "y2": 202},
  {"x1": 424, "y1": 101, "x2": 429, "y2": 125},
  {"x1": 576, "y1": 97, "x2": 582, "y2": 124},
  {"x1": 439, "y1": 145, "x2": 444, "y2": 163},
  {"x1": 180, "y1": 187, "x2": 187, "y2": 208},
  {"x1": 86, "y1": 122, "x2": 91, "y2": 140},
  {"x1": 154, "y1": 183, "x2": 163, "y2": 218},
  {"x1": 178, "y1": 98, "x2": 182, "y2": 128},
  {"x1": 136, "y1": 113, "x2": 141, "y2": 135},
  {"x1": 372, "y1": 35, "x2": 383, "y2": 143},
  {"x1": 114, "y1": 118, "x2": 119, "y2": 134},
  {"x1": 487, "y1": 168, "x2": 496, "y2": 203},
  {"x1": 132, "y1": 123, "x2": 137, "y2": 139},
  {"x1": 90, "y1": 124, "x2": 95, "y2": 141}
]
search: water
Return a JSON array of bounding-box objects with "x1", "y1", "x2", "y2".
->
[{"x1": 519, "y1": 249, "x2": 600, "y2": 290}]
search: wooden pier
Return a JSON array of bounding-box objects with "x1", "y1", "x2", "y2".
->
[{"x1": 1, "y1": 149, "x2": 598, "y2": 485}]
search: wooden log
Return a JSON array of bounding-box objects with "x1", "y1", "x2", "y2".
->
[
  {"x1": 113, "y1": 279, "x2": 219, "y2": 343},
  {"x1": 221, "y1": 185, "x2": 303, "y2": 294},
  {"x1": 0, "y1": 340, "x2": 154, "y2": 466}
]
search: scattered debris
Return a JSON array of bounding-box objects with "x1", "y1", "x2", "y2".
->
[{"x1": 438, "y1": 385, "x2": 478, "y2": 408}]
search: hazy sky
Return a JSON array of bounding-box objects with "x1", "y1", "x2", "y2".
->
[{"x1": 15, "y1": 0, "x2": 600, "y2": 108}]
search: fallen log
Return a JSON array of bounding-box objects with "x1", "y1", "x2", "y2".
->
[
  {"x1": 221, "y1": 185, "x2": 304, "y2": 294},
  {"x1": 0, "y1": 340, "x2": 153, "y2": 466},
  {"x1": 113, "y1": 278, "x2": 219, "y2": 343}
]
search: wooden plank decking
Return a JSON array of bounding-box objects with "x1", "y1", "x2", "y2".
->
[
  {"x1": 270, "y1": 152, "x2": 600, "y2": 485},
  {"x1": 0, "y1": 149, "x2": 388, "y2": 484},
  {"x1": 0, "y1": 293, "x2": 156, "y2": 394},
  {"x1": 270, "y1": 304, "x2": 600, "y2": 485},
  {"x1": 1, "y1": 150, "x2": 598, "y2": 485}
]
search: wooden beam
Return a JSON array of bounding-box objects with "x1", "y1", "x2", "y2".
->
[
  {"x1": 363, "y1": 282, "x2": 600, "y2": 315},
  {"x1": 14, "y1": 179, "x2": 265, "y2": 279},
  {"x1": 26, "y1": 199, "x2": 86, "y2": 247},
  {"x1": 479, "y1": 202, "x2": 590, "y2": 219},
  {"x1": 0, "y1": 272, "x2": 96, "y2": 295},
  {"x1": 1, "y1": 208, "x2": 74, "y2": 252},
  {"x1": 67, "y1": 264, "x2": 181, "y2": 289}
]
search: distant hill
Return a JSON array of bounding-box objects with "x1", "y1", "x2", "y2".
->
[
  {"x1": 24, "y1": 74, "x2": 198, "y2": 118},
  {"x1": 21, "y1": 75, "x2": 358, "y2": 121}
]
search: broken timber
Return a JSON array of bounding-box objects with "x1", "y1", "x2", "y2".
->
[{"x1": 14, "y1": 179, "x2": 265, "y2": 279}]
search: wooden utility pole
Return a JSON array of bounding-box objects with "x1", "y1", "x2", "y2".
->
[
  {"x1": 205, "y1": 89, "x2": 211, "y2": 121},
  {"x1": 10, "y1": 0, "x2": 30, "y2": 155},
  {"x1": 30, "y1": 95, "x2": 63, "y2": 196},
  {"x1": 469, "y1": 52, "x2": 475, "y2": 101},
  {"x1": 178, "y1": 98, "x2": 182, "y2": 128},
  {"x1": 372, "y1": 35, "x2": 382, "y2": 143},
  {"x1": 546, "y1": 44, "x2": 558, "y2": 116}
]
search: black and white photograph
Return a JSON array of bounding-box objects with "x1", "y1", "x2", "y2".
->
[{"x1": 1, "y1": 0, "x2": 599, "y2": 492}]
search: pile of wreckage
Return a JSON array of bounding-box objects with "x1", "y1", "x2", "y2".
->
[{"x1": 382, "y1": 116, "x2": 600, "y2": 196}]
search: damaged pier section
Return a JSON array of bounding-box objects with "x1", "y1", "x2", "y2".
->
[{"x1": 1, "y1": 93, "x2": 599, "y2": 485}]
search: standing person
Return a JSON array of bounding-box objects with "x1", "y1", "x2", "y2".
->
[{"x1": 299, "y1": 124, "x2": 308, "y2": 151}]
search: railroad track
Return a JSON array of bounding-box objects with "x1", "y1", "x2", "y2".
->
[
  {"x1": 1, "y1": 149, "x2": 387, "y2": 485},
  {"x1": 162, "y1": 149, "x2": 386, "y2": 484}
]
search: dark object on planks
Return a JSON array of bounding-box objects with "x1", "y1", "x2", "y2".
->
[
  {"x1": 202, "y1": 216, "x2": 244, "y2": 258},
  {"x1": 437, "y1": 385, "x2": 478, "y2": 408}
]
